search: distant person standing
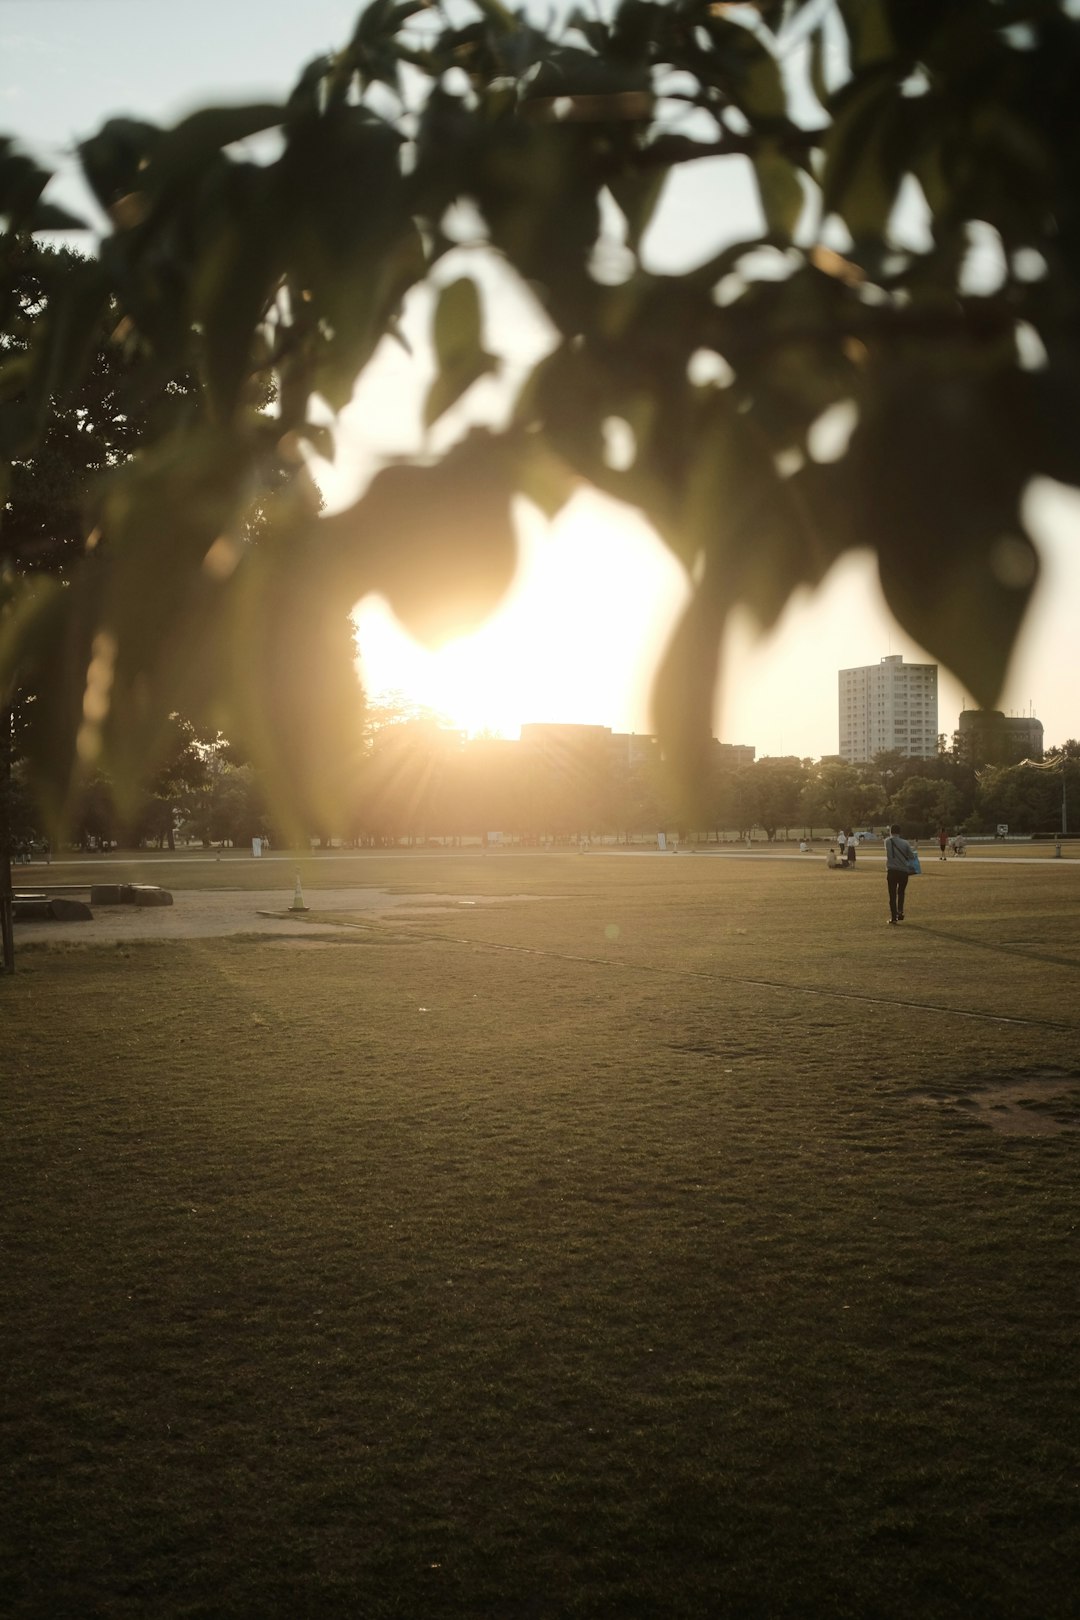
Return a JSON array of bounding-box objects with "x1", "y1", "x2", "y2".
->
[
  {"x1": 885, "y1": 824, "x2": 918, "y2": 925},
  {"x1": 837, "y1": 828, "x2": 847, "y2": 862},
  {"x1": 845, "y1": 828, "x2": 857, "y2": 867},
  {"x1": 938, "y1": 826, "x2": 948, "y2": 861}
]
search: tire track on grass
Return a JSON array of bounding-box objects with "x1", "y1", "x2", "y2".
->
[{"x1": 310, "y1": 915, "x2": 1078, "y2": 1034}]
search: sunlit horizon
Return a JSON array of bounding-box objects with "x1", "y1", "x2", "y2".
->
[
  {"x1": 352, "y1": 490, "x2": 690, "y2": 743},
  {"x1": 350, "y1": 474, "x2": 1080, "y2": 759}
]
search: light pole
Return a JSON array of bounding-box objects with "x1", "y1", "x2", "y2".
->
[{"x1": 1027, "y1": 752, "x2": 1069, "y2": 847}]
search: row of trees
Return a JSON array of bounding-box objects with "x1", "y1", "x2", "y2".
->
[
  {"x1": 728, "y1": 747, "x2": 1078, "y2": 842},
  {"x1": 10, "y1": 728, "x2": 1077, "y2": 852},
  {"x1": 3, "y1": 720, "x2": 269, "y2": 854}
]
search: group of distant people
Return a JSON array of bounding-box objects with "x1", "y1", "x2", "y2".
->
[
  {"x1": 939, "y1": 828, "x2": 966, "y2": 858},
  {"x1": 826, "y1": 828, "x2": 859, "y2": 868}
]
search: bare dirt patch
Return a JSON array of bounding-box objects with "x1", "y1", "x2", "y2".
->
[
  {"x1": 912, "y1": 1068, "x2": 1080, "y2": 1136},
  {"x1": 12, "y1": 888, "x2": 530, "y2": 946}
]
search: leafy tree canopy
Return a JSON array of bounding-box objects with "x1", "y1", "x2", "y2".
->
[{"x1": 3, "y1": 0, "x2": 1079, "y2": 834}]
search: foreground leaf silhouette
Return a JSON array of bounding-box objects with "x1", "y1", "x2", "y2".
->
[{"x1": 3, "y1": 0, "x2": 1079, "y2": 838}]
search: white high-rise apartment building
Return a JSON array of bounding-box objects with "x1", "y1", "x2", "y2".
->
[{"x1": 838, "y1": 655, "x2": 939, "y2": 763}]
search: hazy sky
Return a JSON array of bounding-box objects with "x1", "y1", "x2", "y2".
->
[{"x1": 3, "y1": 0, "x2": 1078, "y2": 755}]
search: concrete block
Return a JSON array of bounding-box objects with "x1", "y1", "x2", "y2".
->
[{"x1": 90, "y1": 884, "x2": 133, "y2": 905}]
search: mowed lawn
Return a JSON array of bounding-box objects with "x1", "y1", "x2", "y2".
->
[{"x1": 3, "y1": 852, "x2": 1079, "y2": 1619}]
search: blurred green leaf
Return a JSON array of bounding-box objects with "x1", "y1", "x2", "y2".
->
[
  {"x1": 275, "y1": 107, "x2": 426, "y2": 410},
  {"x1": 2, "y1": 564, "x2": 104, "y2": 833},
  {"x1": 473, "y1": 0, "x2": 516, "y2": 36},
  {"x1": 822, "y1": 74, "x2": 904, "y2": 241},
  {"x1": 2, "y1": 257, "x2": 111, "y2": 455},
  {"x1": 511, "y1": 432, "x2": 577, "y2": 521},
  {"x1": 424, "y1": 276, "x2": 498, "y2": 427},
  {"x1": 295, "y1": 421, "x2": 336, "y2": 461},
  {"x1": 144, "y1": 104, "x2": 286, "y2": 194},
  {"x1": 680, "y1": 394, "x2": 838, "y2": 630},
  {"x1": 351, "y1": 0, "x2": 430, "y2": 46},
  {"x1": 808, "y1": 24, "x2": 831, "y2": 112},
  {"x1": 703, "y1": 16, "x2": 787, "y2": 125},
  {"x1": 607, "y1": 167, "x2": 666, "y2": 255},
  {"x1": 433, "y1": 277, "x2": 484, "y2": 369},
  {"x1": 651, "y1": 567, "x2": 725, "y2": 820},
  {"x1": 321, "y1": 430, "x2": 518, "y2": 647},
  {"x1": 27, "y1": 200, "x2": 89, "y2": 232},
  {"x1": 752, "y1": 143, "x2": 805, "y2": 240},
  {"x1": 0, "y1": 571, "x2": 62, "y2": 701},
  {"x1": 837, "y1": 0, "x2": 896, "y2": 73},
  {"x1": 190, "y1": 165, "x2": 282, "y2": 420},
  {"x1": 0, "y1": 147, "x2": 50, "y2": 222},
  {"x1": 850, "y1": 368, "x2": 1035, "y2": 707},
  {"x1": 211, "y1": 541, "x2": 365, "y2": 843},
  {"x1": 78, "y1": 118, "x2": 161, "y2": 211}
]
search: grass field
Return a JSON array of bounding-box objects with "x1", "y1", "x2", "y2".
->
[{"x1": 3, "y1": 851, "x2": 1079, "y2": 1618}]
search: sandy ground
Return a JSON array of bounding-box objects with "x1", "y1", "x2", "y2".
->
[{"x1": 12, "y1": 887, "x2": 493, "y2": 946}]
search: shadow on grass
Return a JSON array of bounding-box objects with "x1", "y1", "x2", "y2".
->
[{"x1": 902, "y1": 924, "x2": 1080, "y2": 972}]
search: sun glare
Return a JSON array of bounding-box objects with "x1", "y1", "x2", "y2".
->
[{"x1": 352, "y1": 494, "x2": 689, "y2": 738}]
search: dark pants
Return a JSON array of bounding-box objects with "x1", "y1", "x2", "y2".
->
[{"x1": 887, "y1": 869, "x2": 909, "y2": 921}]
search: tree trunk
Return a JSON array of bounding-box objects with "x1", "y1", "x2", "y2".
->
[{"x1": 1, "y1": 705, "x2": 14, "y2": 973}]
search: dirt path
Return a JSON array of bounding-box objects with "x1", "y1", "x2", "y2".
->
[{"x1": 12, "y1": 887, "x2": 480, "y2": 946}]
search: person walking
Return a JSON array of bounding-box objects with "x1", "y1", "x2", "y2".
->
[
  {"x1": 938, "y1": 826, "x2": 948, "y2": 861},
  {"x1": 885, "y1": 824, "x2": 918, "y2": 925},
  {"x1": 837, "y1": 828, "x2": 847, "y2": 862}
]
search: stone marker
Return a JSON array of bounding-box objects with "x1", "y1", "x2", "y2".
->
[{"x1": 48, "y1": 898, "x2": 93, "y2": 921}]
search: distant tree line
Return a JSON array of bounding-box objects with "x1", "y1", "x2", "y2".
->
[{"x1": 8, "y1": 723, "x2": 1077, "y2": 854}]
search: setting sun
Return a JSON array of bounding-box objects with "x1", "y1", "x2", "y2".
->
[{"x1": 351, "y1": 492, "x2": 689, "y2": 738}]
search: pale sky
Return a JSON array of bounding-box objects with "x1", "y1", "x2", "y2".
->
[{"x1": 3, "y1": 0, "x2": 1078, "y2": 756}]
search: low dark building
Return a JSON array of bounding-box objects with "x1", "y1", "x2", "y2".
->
[{"x1": 955, "y1": 709, "x2": 1044, "y2": 766}]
